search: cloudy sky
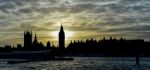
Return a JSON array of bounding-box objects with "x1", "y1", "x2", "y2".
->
[{"x1": 0, "y1": 0, "x2": 150, "y2": 46}]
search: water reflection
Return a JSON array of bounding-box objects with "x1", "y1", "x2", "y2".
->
[{"x1": 0, "y1": 57, "x2": 150, "y2": 70}]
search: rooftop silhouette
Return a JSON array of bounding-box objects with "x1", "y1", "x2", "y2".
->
[{"x1": 0, "y1": 25, "x2": 149, "y2": 59}]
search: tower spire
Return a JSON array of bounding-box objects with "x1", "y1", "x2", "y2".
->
[
  {"x1": 60, "y1": 24, "x2": 64, "y2": 31},
  {"x1": 33, "y1": 33, "x2": 38, "y2": 48},
  {"x1": 34, "y1": 33, "x2": 37, "y2": 41},
  {"x1": 59, "y1": 25, "x2": 65, "y2": 50}
]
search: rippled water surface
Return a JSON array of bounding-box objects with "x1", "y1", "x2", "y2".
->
[{"x1": 0, "y1": 57, "x2": 150, "y2": 70}]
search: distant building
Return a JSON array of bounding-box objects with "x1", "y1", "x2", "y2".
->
[
  {"x1": 17, "y1": 44, "x2": 22, "y2": 49},
  {"x1": 24, "y1": 31, "x2": 32, "y2": 48},
  {"x1": 46, "y1": 41, "x2": 51, "y2": 48},
  {"x1": 33, "y1": 33, "x2": 38, "y2": 48},
  {"x1": 59, "y1": 25, "x2": 65, "y2": 50}
]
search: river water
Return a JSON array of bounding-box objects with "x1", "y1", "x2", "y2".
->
[{"x1": 0, "y1": 57, "x2": 150, "y2": 70}]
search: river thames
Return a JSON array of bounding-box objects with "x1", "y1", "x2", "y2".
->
[{"x1": 0, "y1": 57, "x2": 150, "y2": 70}]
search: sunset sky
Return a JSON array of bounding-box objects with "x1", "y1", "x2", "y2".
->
[{"x1": 0, "y1": 0, "x2": 150, "y2": 46}]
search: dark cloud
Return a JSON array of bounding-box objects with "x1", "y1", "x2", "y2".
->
[
  {"x1": 18, "y1": 8, "x2": 33, "y2": 14},
  {"x1": 68, "y1": 3, "x2": 97, "y2": 13},
  {"x1": 105, "y1": 25, "x2": 150, "y2": 32},
  {"x1": 0, "y1": 0, "x2": 150, "y2": 46}
]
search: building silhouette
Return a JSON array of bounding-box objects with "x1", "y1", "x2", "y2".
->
[
  {"x1": 46, "y1": 41, "x2": 51, "y2": 48},
  {"x1": 59, "y1": 25, "x2": 65, "y2": 50},
  {"x1": 24, "y1": 31, "x2": 32, "y2": 49},
  {"x1": 2, "y1": 25, "x2": 150, "y2": 59},
  {"x1": 33, "y1": 33, "x2": 38, "y2": 49}
]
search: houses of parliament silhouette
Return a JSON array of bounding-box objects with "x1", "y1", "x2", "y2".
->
[
  {"x1": 0, "y1": 25, "x2": 150, "y2": 57},
  {"x1": 22, "y1": 25, "x2": 65, "y2": 51}
]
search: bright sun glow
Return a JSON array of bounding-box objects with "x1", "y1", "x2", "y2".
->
[{"x1": 51, "y1": 30, "x2": 74, "y2": 40}]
